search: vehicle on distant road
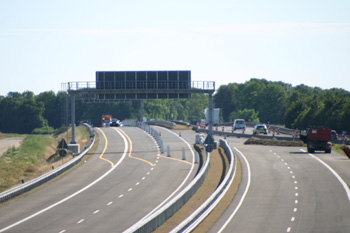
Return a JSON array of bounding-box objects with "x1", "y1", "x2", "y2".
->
[
  {"x1": 103, "y1": 119, "x2": 111, "y2": 127},
  {"x1": 102, "y1": 114, "x2": 113, "y2": 127},
  {"x1": 300, "y1": 128, "x2": 332, "y2": 153},
  {"x1": 204, "y1": 108, "x2": 219, "y2": 126},
  {"x1": 110, "y1": 118, "x2": 121, "y2": 127},
  {"x1": 331, "y1": 130, "x2": 338, "y2": 139},
  {"x1": 233, "y1": 119, "x2": 246, "y2": 130},
  {"x1": 253, "y1": 124, "x2": 268, "y2": 135}
]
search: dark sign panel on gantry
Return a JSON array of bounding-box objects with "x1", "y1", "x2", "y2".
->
[
  {"x1": 64, "y1": 70, "x2": 215, "y2": 103},
  {"x1": 95, "y1": 70, "x2": 191, "y2": 100}
]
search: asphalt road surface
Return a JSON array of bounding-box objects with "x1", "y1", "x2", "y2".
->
[
  {"x1": 210, "y1": 136, "x2": 350, "y2": 233},
  {"x1": 0, "y1": 127, "x2": 198, "y2": 233},
  {"x1": 2, "y1": 127, "x2": 349, "y2": 233}
]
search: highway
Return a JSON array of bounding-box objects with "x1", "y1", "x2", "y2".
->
[
  {"x1": 1, "y1": 126, "x2": 349, "y2": 233},
  {"x1": 210, "y1": 136, "x2": 350, "y2": 233},
  {"x1": 0, "y1": 127, "x2": 198, "y2": 233}
]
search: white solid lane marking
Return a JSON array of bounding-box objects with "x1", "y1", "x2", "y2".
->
[
  {"x1": 301, "y1": 149, "x2": 350, "y2": 203},
  {"x1": 0, "y1": 128, "x2": 130, "y2": 233},
  {"x1": 217, "y1": 147, "x2": 251, "y2": 233}
]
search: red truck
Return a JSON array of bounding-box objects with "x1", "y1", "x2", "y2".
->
[{"x1": 300, "y1": 128, "x2": 332, "y2": 153}]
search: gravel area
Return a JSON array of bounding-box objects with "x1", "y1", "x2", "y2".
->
[{"x1": 0, "y1": 137, "x2": 24, "y2": 157}]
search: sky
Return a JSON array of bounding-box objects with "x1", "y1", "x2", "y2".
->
[{"x1": 1, "y1": 0, "x2": 349, "y2": 96}]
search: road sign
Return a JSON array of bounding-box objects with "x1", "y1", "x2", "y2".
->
[
  {"x1": 204, "y1": 134, "x2": 215, "y2": 152},
  {"x1": 204, "y1": 134, "x2": 215, "y2": 145},
  {"x1": 59, "y1": 149, "x2": 67, "y2": 157},
  {"x1": 57, "y1": 138, "x2": 69, "y2": 149}
]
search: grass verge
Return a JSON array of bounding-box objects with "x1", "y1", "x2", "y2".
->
[{"x1": 0, "y1": 126, "x2": 90, "y2": 193}]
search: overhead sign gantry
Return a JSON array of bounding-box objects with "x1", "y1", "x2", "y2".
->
[{"x1": 62, "y1": 70, "x2": 216, "y2": 151}]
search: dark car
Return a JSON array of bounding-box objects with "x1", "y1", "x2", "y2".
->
[{"x1": 110, "y1": 118, "x2": 121, "y2": 127}]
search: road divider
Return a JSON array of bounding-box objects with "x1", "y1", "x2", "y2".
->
[{"x1": 170, "y1": 139, "x2": 236, "y2": 232}]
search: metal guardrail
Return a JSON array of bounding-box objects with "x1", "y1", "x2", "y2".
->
[
  {"x1": 170, "y1": 139, "x2": 236, "y2": 232},
  {"x1": 62, "y1": 81, "x2": 215, "y2": 92},
  {"x1": 0, "y1": 123, "x2": 96, "y2": 204},
  {"x1": 124, "y1": 133, "x2": 210, "y2": 233}
]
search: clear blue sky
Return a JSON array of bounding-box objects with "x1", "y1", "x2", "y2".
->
[{"x1": 1, "y1": 0, "x2": 349, "y2": 96}]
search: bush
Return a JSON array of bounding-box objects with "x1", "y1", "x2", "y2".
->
[
  {"x1": 32, "y1": 126, "x2": 55, "y2": 134},
  {"x1": 54, "y1": 126, "x2": 69, "y2": 136}
]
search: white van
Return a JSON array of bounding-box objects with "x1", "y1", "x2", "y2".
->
[{"x1": 233, "y1": 119, "x2": 246, "y2": 130}]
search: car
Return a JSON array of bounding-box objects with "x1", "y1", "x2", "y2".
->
[
  {"x1": 110, "y1": 118, "x2": 121, "y2": 127},
  {"x1": 102, "y1": 119, "x2": 111, "y2": 127},
  {"x1": 233, "y1": 119, "x2": 246, "y2": 130},
  {"x1": 331, "y1": 130, "x2": 338, "y2": 139},
  {"x1": 253, "y1": 124, "x2": 268, "y2": 135}
]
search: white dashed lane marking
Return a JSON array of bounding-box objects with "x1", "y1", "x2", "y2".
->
[
  {"x1": 77, "y1": 219, "x2": 84, "y2": 224},
  {"x1": 93, "y1": 210, "x2": 100, "y2": 214},
  {"x1": 272, "y1": 150, "x2": 301, "y2": 233}
]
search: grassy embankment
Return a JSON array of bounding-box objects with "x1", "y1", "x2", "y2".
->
[{"x1": 0, "y1": 126, "x2": 90, "y2": 193}]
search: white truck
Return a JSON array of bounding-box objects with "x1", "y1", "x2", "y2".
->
[{"x1": 204, "y1": 108, "x2": 220, "y2": 126}]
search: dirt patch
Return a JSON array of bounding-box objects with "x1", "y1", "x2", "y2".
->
[
  {"x1": 0, "y1": 137, "x2": 24, "y2": 157},
  {"x1": 244, "y1": 137, "x2": 304, "y2": 147},
  {"x1": 174, "y1": 124, "x2": 192, "y2": 130}
]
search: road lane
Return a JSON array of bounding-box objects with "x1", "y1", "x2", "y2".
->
[
  {"x1": 210, "y1": 137, "x2": 350, "y2": 233},
  {"x1": 0, "y1": 126, "x2": 198, "y2": 233}
]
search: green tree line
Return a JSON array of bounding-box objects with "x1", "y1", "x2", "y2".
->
[
  {"x1": 1, "y1": 78, "x2": 349, "y2": 134},
  {"x1": 214, "y1": 78, "x2": 350, "y2": 132},
  {"x1": 0, "y1": 91, "x2": 209, "y2": 134}
]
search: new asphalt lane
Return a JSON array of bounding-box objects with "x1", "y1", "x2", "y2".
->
[
  {"x1": 0, "y1": 126, "x2": 198, "y2": 233},
  {"x1": 1, "y1": 127, "x2": 349, "y2": 233},
  {"x1": 210, "y1": 136, "x2": 350, "y2": 233}
]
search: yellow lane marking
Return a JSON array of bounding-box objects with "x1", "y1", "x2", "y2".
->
[
  {"x1": 95, "y1": 128, "x2": 114, "y2": 167},
  {"x1": 116, "y1": 128, "x2": 154, "y2": 166},
  {"x1": 158, "y1": 154, "x2": 192, "y2": 165}
]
